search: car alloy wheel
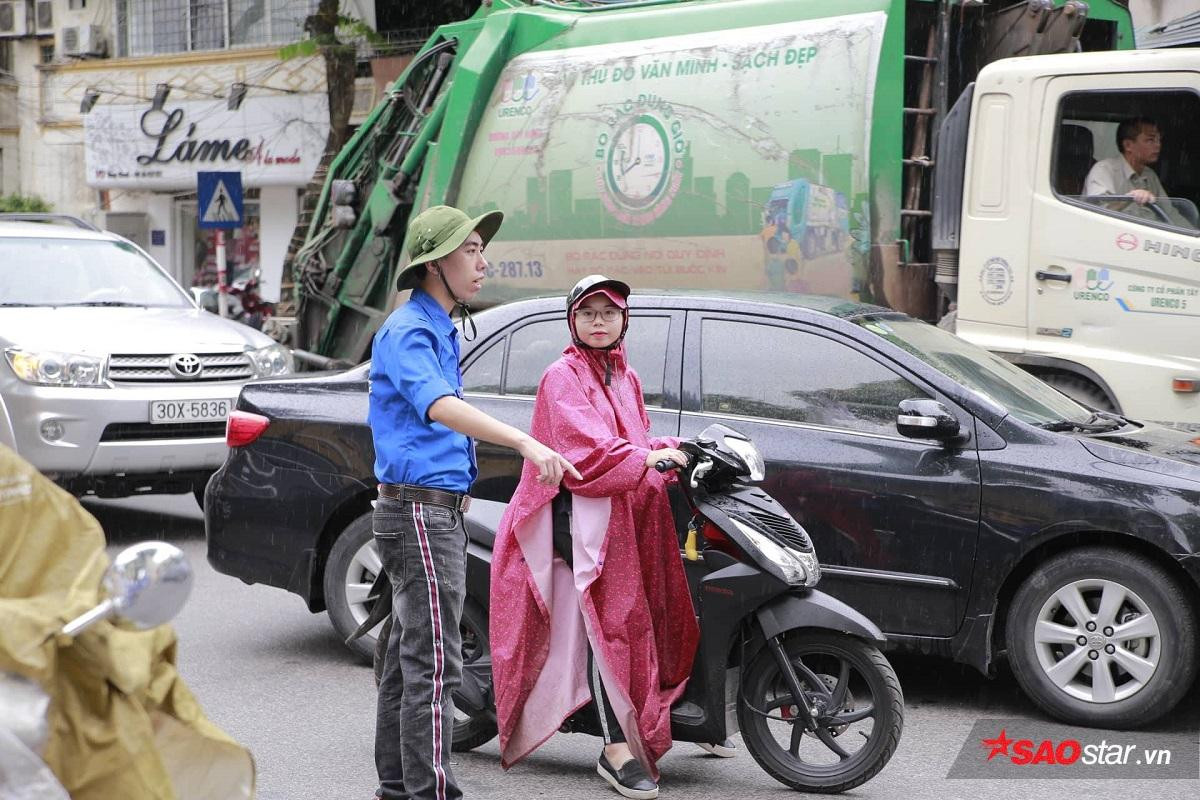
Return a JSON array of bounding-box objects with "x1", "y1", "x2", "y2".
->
[
  {"x1": 323, "y1": 512, "x2": 383, "y2": 663},
  {"x1": 1031, "y1": 578, "x2": 1160, "y2": 704},
  {"x1": 1006, "y1": 547, "x2": 1197, "y2": 728},
  {"x1": 344, "y1": 537, "x2": 383, "y2": 636}
]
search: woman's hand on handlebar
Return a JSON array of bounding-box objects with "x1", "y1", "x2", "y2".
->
[{"x1": 647, "y1": 448, "x2": 689, "y2": 472}]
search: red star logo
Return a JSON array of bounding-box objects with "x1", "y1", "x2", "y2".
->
[{"x1": 981, "y1": 728, "x2": 1014, "y2": 761}]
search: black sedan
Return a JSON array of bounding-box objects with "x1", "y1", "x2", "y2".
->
[{"x1": 206, "y1": 292, "x2": 1200, "y2": 729}]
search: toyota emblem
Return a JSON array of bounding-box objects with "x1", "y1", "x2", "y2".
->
[{"x1": 169, "y1": 353, "x2": 203, "y2": 379}]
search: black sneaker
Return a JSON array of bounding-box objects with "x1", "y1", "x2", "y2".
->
[{"x1": 597, "y1": 752, "x2": 659, "y2": 800}]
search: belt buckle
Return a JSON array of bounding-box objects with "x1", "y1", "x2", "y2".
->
[{"x1": 459, "y1": 495, "x2": 472, "y2": 513}]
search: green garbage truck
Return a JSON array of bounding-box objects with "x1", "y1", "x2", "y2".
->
[
  {"x1": 292, "y1": 0, "x2": 1200, "y2": 431},
  {"x1": 762, "y1": 179, "x2": 851, "y2": 292}
]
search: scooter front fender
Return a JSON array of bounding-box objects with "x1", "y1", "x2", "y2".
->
[{"x1": 756, "y1": 589, "x2": 886, "y2": 645}]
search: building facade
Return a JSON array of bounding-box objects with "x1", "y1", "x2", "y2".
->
[{"x1": 0, "y1": 0, "x2": 379, "y2": 302}]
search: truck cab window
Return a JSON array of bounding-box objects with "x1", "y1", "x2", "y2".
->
[{"x1": 1053, "y1": 90, "x2": 1200, "y2": 233}]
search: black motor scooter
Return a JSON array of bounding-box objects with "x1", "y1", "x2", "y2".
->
[{"x1": 371, "y1": 424, "x2": 903, "y2": 793}]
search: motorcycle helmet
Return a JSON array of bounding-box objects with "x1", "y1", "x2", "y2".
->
[{"x1": 566, "y1": 274, "x2": 631, "y2": 349}]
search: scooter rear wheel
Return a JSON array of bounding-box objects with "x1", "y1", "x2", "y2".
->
[
  {"x1": 373, "y1": 600, "x2": 499, "y2": 752},
  {"x1": 738, "y1": 632, "x2": 903, "y2": 793}
]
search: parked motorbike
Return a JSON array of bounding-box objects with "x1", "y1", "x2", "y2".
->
[
  {"x1": 0, "y1": 541, "x2": 255, "y2": 800},
  {"x1": 193, "y1": 266, "x2": 273, "y2": 330},
  {"x1": 369, "y1": 424, "x2": 903, "y2": 793}
]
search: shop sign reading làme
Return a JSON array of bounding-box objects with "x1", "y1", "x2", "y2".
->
[{"x1": 84, "y1": 94, "x2": 330, "y2": 190}]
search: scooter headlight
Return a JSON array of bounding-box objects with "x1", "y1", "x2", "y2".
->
[
  {"x1": 730, "y1": 518, "x2": 820, "y2": 586},
  {"x1": 723, "y1": 435, "x2": 765, "y2": 482}
]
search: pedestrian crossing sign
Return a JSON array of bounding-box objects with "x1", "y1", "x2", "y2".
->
[{"x1": 197, "y1": 171, "x2": 243, "y2": 229}]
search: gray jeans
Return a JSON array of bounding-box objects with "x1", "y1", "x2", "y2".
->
[{"x1": 374, "y1": 497, "x2": 467, "y2": 800}]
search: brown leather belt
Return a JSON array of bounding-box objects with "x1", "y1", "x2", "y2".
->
[{"x1": 377, "y1": 483, "x2": 471, "y2": 512}]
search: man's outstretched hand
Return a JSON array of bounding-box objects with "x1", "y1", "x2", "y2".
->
[{"x1": 519, "y1": 437, "x2": 582, "y2": 486}]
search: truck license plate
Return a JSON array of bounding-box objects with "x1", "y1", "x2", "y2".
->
[{"x1": 149, "y1": 399, "x2": 231, "y2": 424}]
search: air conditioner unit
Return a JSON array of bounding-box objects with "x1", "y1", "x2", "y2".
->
[
  {"x1": 0, "y1": 0, "x2": 30, "y2": 38},
  {"x1": 33, "y1": 0, "x2": 51, "y2": 34},
  {"x1": 63, "y1": 24, "x2": 104, "y2": 57}
]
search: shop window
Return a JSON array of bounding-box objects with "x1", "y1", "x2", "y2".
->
[
  {"x1": 116, "y1": 0, "x2": 320, "y2": 57},
  {"x1": 1053, "y1": 90, "x2": 1200, "y2": 234},
  {"x1": 178, "y1": 188, "x2": 261, "y2": 290}
]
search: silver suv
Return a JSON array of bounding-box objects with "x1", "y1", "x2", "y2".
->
[{"x1": 0, "y1": 217, "x2": 291, "y2": 502}]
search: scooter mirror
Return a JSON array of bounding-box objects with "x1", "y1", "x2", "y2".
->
[
  {"x1": 61, "y1": 542, "x2": 193, "y2": 636},
  {"x1": 105, "y1": 541, "x2": 194, "y2": 630}
]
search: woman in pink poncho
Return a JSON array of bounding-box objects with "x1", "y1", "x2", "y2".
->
[{"x1": 489, "y1": 275, "x2": 704, "y2": 799}]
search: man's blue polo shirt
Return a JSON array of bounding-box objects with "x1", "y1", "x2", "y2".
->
[{"x1": 368, "y1": 288, "x2": 476, "y2": 492}]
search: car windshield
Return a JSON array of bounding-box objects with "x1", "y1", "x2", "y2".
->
[
  {"x1": 0, "y1": 237, "x2": 191, "y2": 308},
  {"x1": 855, "y1": 315, "x2": 1091, "y2": 425}
]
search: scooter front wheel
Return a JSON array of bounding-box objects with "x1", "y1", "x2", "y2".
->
[{"x1": 738, "y1": 632, "x2": 903, "y2": 793}]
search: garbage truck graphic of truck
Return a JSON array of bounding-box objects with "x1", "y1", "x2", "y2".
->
[
  {"x1": 289, "y1": 0, "x2": 1199, "y2": 433},
  {"x1": 762, "y1": 179, "x2": 851, "y2": 292}
]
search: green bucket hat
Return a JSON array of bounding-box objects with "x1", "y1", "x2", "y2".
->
[{"x1": 396, "y1": 205, "x2": 504, "y2": 291}]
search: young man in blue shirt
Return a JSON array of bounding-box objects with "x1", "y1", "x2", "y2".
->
[{"x1": 368, "y1": 205, "x2": 578, "y2": 800}]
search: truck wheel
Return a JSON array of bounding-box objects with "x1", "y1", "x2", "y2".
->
[
  {"x1": 1005, "y1": 547, "x2": 1196, "y2": 728},
  {"x1": 324, "y1": 512, "x2": 381, "y2": 663},
  {"x1": 1040, "y1": 373, "x2": 1115, "y2": 412}
]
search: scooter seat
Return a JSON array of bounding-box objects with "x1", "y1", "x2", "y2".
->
[{"x1": 463, "y1": 498, "x2": 506, "y2": 549}]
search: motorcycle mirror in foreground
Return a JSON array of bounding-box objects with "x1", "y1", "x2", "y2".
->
[{"x1": 61, "y1": 542, "x2": 194, "y2": 636}]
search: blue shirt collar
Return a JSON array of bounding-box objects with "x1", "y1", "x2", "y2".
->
[{"x1": 411, "y1": 287, "x2": 456, "y2": 339}]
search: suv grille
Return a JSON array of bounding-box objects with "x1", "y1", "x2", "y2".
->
[
  {"x1": 740, "y1": 509, "x2": 813, "y2": 552},
  {"x1": 100, "y1": 422, "x2": 227, "y2": 442},
  {"x1": 108, "y1": 352, "x2": 253, "y2": 383}
]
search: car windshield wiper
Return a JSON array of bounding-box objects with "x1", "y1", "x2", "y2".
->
[
  {"x1": 0, "y1": 302, "x2": 40, "y2": 307},
  {"x1": 1038, "y1": 412, "x2": 1126, "y2": 433}
]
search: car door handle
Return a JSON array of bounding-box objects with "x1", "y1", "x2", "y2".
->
[{"x1": 1035, "y1": 270, "x2": 1072, "y2": 284}]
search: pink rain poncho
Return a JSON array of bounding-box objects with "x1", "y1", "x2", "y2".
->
[{"x1": 489, "y1": 339, "x2": 700, "y2": 778}]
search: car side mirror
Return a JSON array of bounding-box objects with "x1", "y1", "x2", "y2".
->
[{"x1": 896, "y1": 398, "x2": 961, "y2": 441}]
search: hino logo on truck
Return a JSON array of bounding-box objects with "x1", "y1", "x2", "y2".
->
[{"x1": 1140, "y1": 237, "x2": 1200, "y2": 262}]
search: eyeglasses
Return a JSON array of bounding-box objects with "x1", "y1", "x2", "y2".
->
[{"x1": 574, "y1": 308, "x2": 623, "y2": 323}]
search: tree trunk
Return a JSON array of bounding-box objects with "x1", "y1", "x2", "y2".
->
[{"x1": 277, "y1": 0, "x2": 357, "y2": 320}]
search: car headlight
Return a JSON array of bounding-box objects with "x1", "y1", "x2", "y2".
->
[
  {"x1": 724, "y1": 435, "x2": 765, "y2": 481},
  {"x1": 247, "y1": 344, "x2": 293, "y2": 377},
  {"x1": 731, "y1": 517, "x2": 820, "y2": 586},
  {"x1": 4, "y1": 348, "x2": 105, "y2": 387}
]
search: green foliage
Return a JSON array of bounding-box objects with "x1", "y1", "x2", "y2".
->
[
  {"x1": 277, "y1": 13, "x2": 386, "y2": 61},
  {"x1": 0, "y1": 194, "x2": 51, "y2": 212}
]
